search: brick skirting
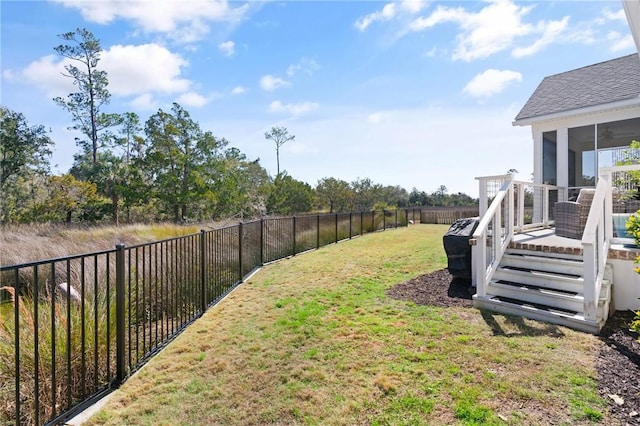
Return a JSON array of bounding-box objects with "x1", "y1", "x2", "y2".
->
[
  {"x1": 508, "y1": 240, "x2": 640, "y2": 260},
  {"x1": 509, "y1": 240, "x2": 583, "y2": 255}
]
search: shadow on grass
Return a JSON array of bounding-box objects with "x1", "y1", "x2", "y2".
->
[{"x1": 480, "y1": 310, "x2": 566, "y2": 338}]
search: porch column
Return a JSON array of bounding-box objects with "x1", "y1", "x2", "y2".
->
[
  {"x1": 532, "y1": 127, "x2": 543, "y2": 223},
  {"x1": 557, "y1": 127, "x2": 568, "y2": 201}
]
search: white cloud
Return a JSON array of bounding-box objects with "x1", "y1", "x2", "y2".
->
[
  {"x1": 563, "y1": 6, "x2": 634, "y2": 51},
  {"x1": 410, "y1": 1, "x2": 536, "y2": 61},
  {"x1": 177, "y1": 92, "x2": 210, "y2": 108},
  {"x1": 268, "y1": 100, "x2": 319, "y2": 116},
  {"x1": 408, "y1": 5, "x2": 466, "y2": 32},
  {"x1": 231, "y1": 86, "x2": 248, "y2": 95},
  {"x1": 52, "y1": 0, "x2": 248, "y2": 43},
  {"x1": 19, "y1": 54, "x2": 76, "y2": 97},
  {"x1": 355, "y1": 0, "x2": 427, "y2": 31},
  {"x1": 101, "y1": 44, "x2": 191, "y2": 95},
  {"x1": 355, "y1": 2, "x2": 397, "y2": 31},
  {"x1": 15, "y1": 44, "x2": 192, "y2": 100},
  {"x1": 400, "y1": 0, "x2": 427, "y2": 14},
  {"x1": 286, "y1": 58, "x2": 319, "y2": 77},
  {"x1": 512, "y1": 16, "x2": 570, "y2": 58},
  {"x1": 218, "y1": 40, "x2": 235, "y2": 57},
  {"x1": 607, "y1": 31, "x2": 636, "y2": 52},
  {"x1": 355, "y1": 0, "x2": 629, "y2": 62},
  {"x1": 463, "y1": 69, "x2": 522, "y2": 99},
  {"x1": 602, "y1": 8, "x2": 628, "y2": 23},
  {"x1": 130, "y1": 93, "x2": 158, "y2": 110},
  {"x1": 260, "y1": 74, "x2": 290, "y2": 91},
  {"x1": 406, "y1": 0, "x2": 570, "y2": 61}
]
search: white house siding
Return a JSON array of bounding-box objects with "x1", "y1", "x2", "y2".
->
[{"x1": 608, "y1": 253, "x2": 640, "y2": 310}]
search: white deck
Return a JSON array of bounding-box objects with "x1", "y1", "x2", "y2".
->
[
  {"x1": 509, "y1": 227, "x2": 584, "y2": 257},
  {"x1": 512, "y1": 228, "x2": 583, "y2": 250},
  {"x1": 510, "y1": 227, "x2": 639, "y2": 258}
]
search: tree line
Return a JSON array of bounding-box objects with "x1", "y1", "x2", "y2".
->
[{"x1": 0, "y1": 28, "x2": 477, "y2": 226}]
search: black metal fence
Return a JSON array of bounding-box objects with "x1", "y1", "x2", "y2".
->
[{"x1": 1, "y1": 208, "x2": 430, "y2": 425}]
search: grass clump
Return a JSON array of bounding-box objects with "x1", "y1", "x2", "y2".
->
[{"x1": 84, "y1": 225, "x2": 611, "y2": 425}]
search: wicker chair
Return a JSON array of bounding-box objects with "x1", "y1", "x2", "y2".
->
[
  {"x1": 623, "y1": 199, "x2": 640, "y2": 213},
  {"x1": 554, "y1": 188, "x2": 596, "y2": 239}
]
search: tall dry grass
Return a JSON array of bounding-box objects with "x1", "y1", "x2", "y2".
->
[
  {"x1": 0, "y1": 223, "x2": 205, "y2": 268},
  {"x1": 0, "y1": 212, "x2": 400, "y2": 268},
  {"x1": 0, "y1": 285, "x2": 117, "y2": 425},
  {"x1": 0, "y1": 223, "x2": 208, "y2": 425}
]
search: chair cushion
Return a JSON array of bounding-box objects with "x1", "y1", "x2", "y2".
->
[{"x1": 576, "y1": 188, "x2": 596, "y2": 205}]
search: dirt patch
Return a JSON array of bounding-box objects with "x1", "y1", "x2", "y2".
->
[
  {"x1": 387, "y1": 268, "x2": 640, "y2": 425},
  {"x1": 386, "y1": 268, "x2": 473, "y2": 308}
]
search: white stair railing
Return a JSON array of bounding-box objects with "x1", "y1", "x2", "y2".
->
[
  {"x1": 472, "y1": 176, "x2": 514, "y2": 296},
  {"x1": 473, "y1": 175, "x2": 564, "y2": 294},
  {"x1": 581, "y1": 175, "x2": 612, "y2": 321},
  {"x1": 583, "y1": 164, "x2": 640, "y2": 321}
]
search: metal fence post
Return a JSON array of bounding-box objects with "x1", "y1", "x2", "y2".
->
[
  {"x1": 13, "y1": 269, "x2": 20, "y2": 423},
  {"x1": 383, "y1": 210, "x2": 387, "y2": 230},
  {"x1": 335, "y1": 213, "x2": 338, "y2": 243},
  {"x1": 316, "y1": 214, "x2": 320, "y2": 249},
  {"x1": 260, "y1": 218, "x2": 264, "y2": 265},
  {"x1": 349, "y1": 212, "x2": 353, "y2": 239},
  {"x1": 360, "y1": 211, "x2": 363, "y2": 235},
  {"x1": 115, "y1": 243, "x2": 126, "y2": 386},
  {"x1": 293, "y1": 216, "x2": 297, "y2": 255},
  {"x1": 200, "y1": 230, "x2": 207, "y2": 313},
  {"x1": 238, "y1": 223, "x2": 244, "y2": 282}
]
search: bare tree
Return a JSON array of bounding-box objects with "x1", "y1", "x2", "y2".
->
[
  {"x1": 264, "y1": 126, "x2": 295, "y2": 176},
  {"x1": 54, "y1": 28, "x2": 119, "y2": 165}
]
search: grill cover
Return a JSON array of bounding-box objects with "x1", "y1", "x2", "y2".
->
[{"x1": 442, "y1": 217, "x2": 479, "y2": 280}]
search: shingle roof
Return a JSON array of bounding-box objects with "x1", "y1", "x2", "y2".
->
[{"x1": 514, "y1": 54, "x2": 640, "y2": 123}]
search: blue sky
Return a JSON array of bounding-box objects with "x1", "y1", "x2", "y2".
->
[{"x1": 1, "y1": 0, "x2": 637, "y2": 196}]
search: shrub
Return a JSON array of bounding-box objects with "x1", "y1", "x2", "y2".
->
[{"x1": 625, "y1": 211, "x2": 640, "y2": 338}]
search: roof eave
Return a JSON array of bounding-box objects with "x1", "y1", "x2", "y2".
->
[
  {"x1": 623, "y1": 0, "x2": 640, "y2": 55},
  {"x1": 512, "y1": 97, "x2": 640, "y2": 127}
]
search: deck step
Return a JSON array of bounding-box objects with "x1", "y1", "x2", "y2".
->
[
  {"x1": 475, "y1": 233, "x2": 613, "y2": 334},
  {"x1": 487, "y1": 280, "x2": 584, "y2": 312},
  {"x1": 486, "y1": 279, "x2": 610, "y2": 311},
  {"x1": 505, "y1": 247, "x2": 583, "y2": 262},
  {"x1": 473, "y1": 295, "x2": 603, "y2": 334},
  {"x1": 500, "y1": 252, "x2": 584, "y2": 276},
  {"x1": 493, "y1": 267, "x2": 583, "y2": 293}
]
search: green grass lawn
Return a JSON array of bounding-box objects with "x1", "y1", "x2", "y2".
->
[{"x1": 85, "y1": 225, "x2": 611, "y2": 425}]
